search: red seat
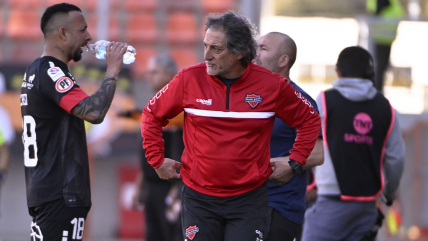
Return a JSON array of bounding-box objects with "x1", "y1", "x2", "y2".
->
[
  {"x1": 132, "y1": 46, "x2": 156, "y2": 77},
  {"x1": 10, "y1": 42, "x2": 41, "y2": 63},
  {"x1": 0, "y1": 11, "x2": 3, "y2": 39},
  {"x1": 8, "y1": 0, "x2": 44, "y2": 9},
  {"x1": 201, "y1": 0, "x2": 235, "y2": 13},
  {"x1": 171, "y1": 48, "x2": 199, "y2": 70},
  {"x1": 126, "y1": 13, "x2": 158, "y2": 44},
  {"x1": 166, "y1": 12, "x2": 198, "y2": 45},
  {"x1": 124, "y1": 0, "x2": 156, "y2": 12},
  {"x1": 6, "y1": 9, "x2": 42, "y2": 40},
  {"x1": 47, "y1": 0, "x2": 84, "y2": 10},
  {"x1": 85, "y1": 0, "x2": 97, "y2": 11},
  {"x1": 87, "y1": 13, "x2": 121, "y2": 41},
  {"x1": 166, "y1": 0, "x2": 196, "y2": 12},
  {"x1": 108, "y1": 14, "x2": 121, "y2": 42},
  {"x1": 200, "y1": 15, "x2": 209, "y2": 40}
]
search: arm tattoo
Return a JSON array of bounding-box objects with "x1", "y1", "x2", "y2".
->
[{"x1": 71, "y1": 77, "x2": 117, "y2": 124}]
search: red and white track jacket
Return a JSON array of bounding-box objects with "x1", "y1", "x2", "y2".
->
[{"x1": 141, "y1": 62, "x2": 321, "y2": 197}]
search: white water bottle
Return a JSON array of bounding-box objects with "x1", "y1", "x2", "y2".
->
[{"x1": 87, "y1": 40, "x2": 137, "y2": 64}]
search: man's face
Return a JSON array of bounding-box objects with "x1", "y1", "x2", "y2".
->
[
  {"x1": 254, "y1": 34, "x2": 281, "y2": 73},
  {"x1": 203, "y1": 28, "x2": 242, "y2": 78},
  {"x1": 66, "y1": 11, "x2": 92, "y2": 62},
  {"x1": 146, "y1": 60, "x2": 174, "y2": 92}
]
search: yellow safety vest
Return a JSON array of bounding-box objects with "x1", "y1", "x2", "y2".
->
[{"x1": 367, "y1": 0, "x2": 404, "y2": 45}]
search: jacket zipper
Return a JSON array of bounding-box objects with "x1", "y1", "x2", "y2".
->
[{"x1": 226, "y1": 85, "x2": 230, "y2": 110}]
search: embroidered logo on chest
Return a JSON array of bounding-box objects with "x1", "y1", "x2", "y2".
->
[{"x1": 244, "y1": 93, "x2": 262, "y2": 108}]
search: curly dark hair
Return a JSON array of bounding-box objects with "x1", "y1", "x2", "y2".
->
[{"x1": 205, "y1": 11, "x2": 257, "y2": 67}]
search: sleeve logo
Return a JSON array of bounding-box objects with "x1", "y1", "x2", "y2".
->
[
  {"x1": 295, "y1": 90, "x2": 313, "y2": 108},
  {"x1": 55, "y1": 77, "x2": 74, "y2": 93},
  {"x1": 47, "y1": 67, "x2": 65, "y2": 82}
]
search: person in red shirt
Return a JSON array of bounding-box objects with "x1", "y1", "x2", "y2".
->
[{"x1": 141, "y1": 11, "x2": 321, "y2": 241}]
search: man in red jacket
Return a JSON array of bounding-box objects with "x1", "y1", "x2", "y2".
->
[{"x1": 141, "y1": 11, "x2": 321, "y2": 241}]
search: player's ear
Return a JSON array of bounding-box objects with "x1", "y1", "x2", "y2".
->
[
  {"x1": 278, "y1": 54, "x2": 289, "y2": 68},
  {"x1": 58, "y1": 27, "x2": 67, "y2": 41},
  {"x1": 335, "y1": 67, "x2": 342, "y2": 77}
]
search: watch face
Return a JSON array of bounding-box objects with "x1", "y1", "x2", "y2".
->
[{"x1": 289, "y1": 160, "x2": 302, "y2": 174}]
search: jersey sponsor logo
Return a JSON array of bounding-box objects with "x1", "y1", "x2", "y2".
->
[
  {"x1": 344, "y1": 112, "x2": 374, "y2": 145},
  {"x1": 353, "y1": 112, "x2": 373, "y2": 135},
  {"x1": 20, "y1": 94, "x2": 28, "y2": 106},
  {"x1": 23, "y1": 74, "x2": 35, "y2": 89},
  {"x1": 196, "y1": 99, "x2": 212, "y2": 105},
  {"x1": 55, "y1": 77, "x2": 74, "y2": 93},
  {"x1": 29, "y1": 74, "x2": 35, "y2": 83},
  {"x1": 49, "y1": 61, "x2": 55, "y2": 68},
  {"x1": 185, "y1": 225, "x2": 199, "y2": 240},
  {"x1": 47, "y1": 67, "x2": 66, "y2": 82},
  {"x1": 244, "y1": 93, "x2": 262, "y2": 108}
]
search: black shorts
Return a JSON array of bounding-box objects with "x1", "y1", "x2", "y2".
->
[
  {"x1": 28, "y1": 199, "x2": 90, "y2": 241},
  {"x1": 265, "y1": 207, "x2": 302, "y2": 241},
  {"x1": 181, "y1": 183, "x2": 269, "y2": 241}
]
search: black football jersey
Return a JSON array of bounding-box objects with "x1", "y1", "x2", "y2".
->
[{"x1": 21, "y1": 56, "x2": 91, "y2": 208}]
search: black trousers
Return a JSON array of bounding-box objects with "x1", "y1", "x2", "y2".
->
[
  {"x1": 265, "y1": 207, "x2": 302, "y2": 241},
  {"x1": 181, "y1": 183, "x2": 269, "y2": 241},
  {"x1": 142, "y1": 181, "x2": 176, "y2": 241}
]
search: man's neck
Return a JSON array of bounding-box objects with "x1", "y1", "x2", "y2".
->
[
  {"x1": 219, "y1": 64, "x2": 245, "y2": 79},
  {"x1": 42, "y1": 43, "x2": 69, "y2": 65},
  {"x1": 278, "y1": 68, "x2": 290, "y2": 80}
]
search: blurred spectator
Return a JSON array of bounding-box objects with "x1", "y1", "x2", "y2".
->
[
  {"x1": 366, "y1": 0, "x2": 404, "y2": 92},
  {"x1": 0, "y1": 103, "x2": 15, "y2": 191},
  {"x1": 0, "y1": 99, "x2": 15, "y2": 241},
  {"x1": 302, "y1": 46, "x2": 405, "y2": 241},
  {"x1": 120, "y1": 54, "x2": 184, "y2": 241},
  {"x1": 0, "y1": 73, "x2": 6, "y2": 94}
]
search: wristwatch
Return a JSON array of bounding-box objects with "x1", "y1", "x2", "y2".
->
[{"x1": 288, "y1": 159, "x2": 303, "y2": 175}]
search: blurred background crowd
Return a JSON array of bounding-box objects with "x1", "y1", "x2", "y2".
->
[{"x1": 1, "y1": 0, "x2": 428, "y2": 240}]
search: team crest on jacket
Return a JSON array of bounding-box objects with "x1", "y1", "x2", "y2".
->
[
  {"x1": 244, "y1": 93, "x2": 262, "y2": 108},
  {"x1": 186, "y1": 225, "x2": 199, "y2": 240}
]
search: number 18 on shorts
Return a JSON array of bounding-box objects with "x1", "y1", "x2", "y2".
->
[{"x1": 29, "y1": 199, "x2": 90, "y2": 241}]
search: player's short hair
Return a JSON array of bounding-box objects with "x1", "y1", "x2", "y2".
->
[
  {"x1": 151, "y1": 54, "x2": 178, "y2": 76},
  {"x1": 336, "y1": 46, "x2": 375, "y2": 82},
  {"x1": 205, "y1": 11, "x2": 257, "y2": 67},
  {"x1": 41, "y1": 3, "x2": 82, "y2": 36},
  {"x1": 270, "y1": 32, "x2": 297, "y2": 69}
]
